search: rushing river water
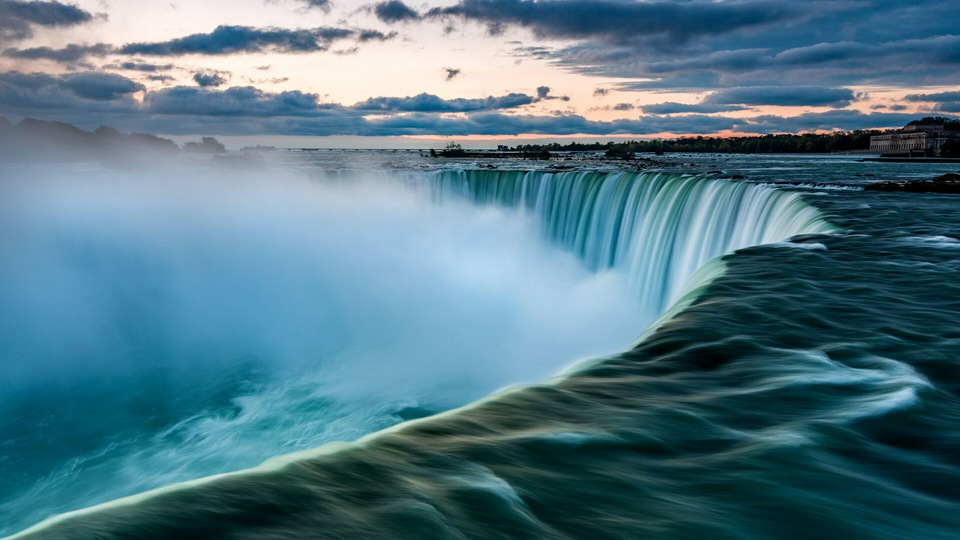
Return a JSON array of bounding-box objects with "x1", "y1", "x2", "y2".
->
[{"x1": 2, "y1": 152, "x2": 959, "y2": 539}]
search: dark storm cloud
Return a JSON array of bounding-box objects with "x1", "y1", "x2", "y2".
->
[
  {"x1": 297, "y1": 0, "x2": 331, "y2": 9},
  {"x1": 60, "y1": 72, "x2": 144, "y2": 100},
  {"x1": 935, "y1": 103, "x2": 960, "y2": 113},
  {"x1": 0, "y1": 74, "x2": 731, "y2": 136},
  {"x1": 426, "y1": 0, "x2": 805, "y2": 44},
  {"x1": 0, "y1": 71, "x2": 141, "y2": 111},
  {"x1": 0, "y1": 70, "x2": 57, "y2": 88},
  {"x1": 352, "y1": 92, "x2": 534, "y2": 112},
  {"x1": 772, "y1": 34, "x2": 960, "y2": 68},
  {"x1": 640, "y1": 48, "x2": 771, "y2": 74},
  {"x1": 626, "y1": 37, "x2": 959, "y2": 75},
  {"x1": 358, "y1": 112, "x2": 740, "y2": 137},
  {"x1": 357, "y1": 29, "x2": 397, "y2": 42},
  {"x1": 2, "y1": 42, "x2": 112, "y2": 62},
  {"x1": 744, "y1": 110, "x2": 921, "y2": 132},
  {"x1": 144, "y1": 111, "x2": 737, "y2": 138},
  {"x1": 534, "y1": 86, "x2": 569, "y2": 102},
  {"x1": 0, "y1": 0, "x2": 97, "y2": 41},
  {"x1": 143, "y1": 87, "x2": 534, "y2": 118},
  {"x1": 119, "y1": 25, "x2": 391, "y2": 56},
  {"x1": 372, "y1": 1, "x2": 420, "y2": 23},
  {"x1": 485, "y1": 1, "x2": 959, "y2": 92},
  {"x1": 704, "y1": 86, "x2": 856, "y2": 107},
  {"x1": 593, "y1": 88, "x2": 609, "y2": 97},
  {"x1": 0, "y1": 73, "x2": 713, "y2": 136},
  {"x1": 115, "y1": 61, "x2": 174, "y2": 72},
  {"x1": 533, "y1": 86, "x2": 569, "y2": 102},
  {"x1": 564, "y1": 34, "x2": 960, "y2": 84},
  {"x1": 1, "y1": 70, "x2": 933, "y2": 138},
  {"x1": 143, "y1": 86, "x2": 329, "y2": 116},
  {"x1": 905, "y1": 91, "x2": 960, "y2": 114},
  {"x1": 390, "y1": 110, "x2": 921, "y2": 139},
  {"x1": 642, "y1": 102, "x2": 746, "y2": 114},
  {"x1": 193, "y1": 72, "x2": 228, "y2": 87},
  {"x1": 905, "y1": 91, "x2": 960, "y2": 103}
]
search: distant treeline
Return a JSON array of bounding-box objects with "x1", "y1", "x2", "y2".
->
[
  {"x1": 513, "y1": 131, "x2": 882, "y2": 156},
  {"x1": 908, "y1": 117, "x2": 960, "y2": 130},
  {"x1": 0, "y1": 117, "x2": 226, "y2": 163},
  {"x1": 511, "y1": 117, "x2": 960, "y2": 156},
  {"x1": 614, "y1": 131, "x2": 881, "y2": 155}
]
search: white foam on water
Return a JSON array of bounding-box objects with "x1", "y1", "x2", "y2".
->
[
  {"x1": 901, "y1": 235, "x2": 960, "y2": 249},
  {"x1": 767, "y1": 241, "x2": 829, "y2": 251}
]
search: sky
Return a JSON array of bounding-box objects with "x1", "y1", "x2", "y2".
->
[{"x1": 0, "y1": 0, "x2": 958, "y2": 147}]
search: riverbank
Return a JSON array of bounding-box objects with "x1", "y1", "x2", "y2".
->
[{"x1": 863, "y1": 157, "x2": 960, "y2": 164}]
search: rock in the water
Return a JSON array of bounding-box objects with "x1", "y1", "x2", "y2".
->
[{"x1": 864, "y1": 172, "x2": 960, "y2": 194}]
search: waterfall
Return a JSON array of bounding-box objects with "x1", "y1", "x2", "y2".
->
[
  {"x1": 424, "y1": 170, "x2": 834, "y2": 318},
  {"x1": 2, "y1": 166, "x2": 839, "y2": 540}
]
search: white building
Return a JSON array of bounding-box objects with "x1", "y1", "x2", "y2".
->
[{"x1": 870, "y1": 124, "x2": 960, "y2": 156}]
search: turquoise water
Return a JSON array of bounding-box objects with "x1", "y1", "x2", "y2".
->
[{"x1": 2, "y1": 154, "x2": 959, "y2": 539}]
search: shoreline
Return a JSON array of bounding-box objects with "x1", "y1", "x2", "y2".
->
[{"x1": 862, "y1": 157, "x2": 960, "y2": 163}]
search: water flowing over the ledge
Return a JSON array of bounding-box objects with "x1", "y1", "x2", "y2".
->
[
  {"x1": 425, "y1": 169, "x2": 834, "y2": 317},
  {"x1": 3, "y1": 164, "x2": 847, "y2": 539}
]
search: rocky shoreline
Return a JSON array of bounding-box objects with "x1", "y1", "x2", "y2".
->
[{"x1": 865, "y1": 173, "x2": 960, "y2": 194}]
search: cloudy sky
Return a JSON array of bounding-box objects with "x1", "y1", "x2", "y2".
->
[{"x1": 1, "y1": 0, "x2": 958, "y2": 146}]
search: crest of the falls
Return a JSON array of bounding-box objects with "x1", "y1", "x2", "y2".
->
[{"x1": 425, "y1": 170, "x2": 834, "y2": 318}]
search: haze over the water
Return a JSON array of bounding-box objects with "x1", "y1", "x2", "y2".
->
[
  {"x1": 0, "y1": 162, "x2": 651, "y2": 533},
  {"x1": 2, "y1": 165, "x2": 647, "y2": 393}
]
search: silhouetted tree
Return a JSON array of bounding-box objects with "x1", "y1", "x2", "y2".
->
[
  {"x1": 183, "y1": 136, "x2": 226, "y2": 153},
  {"x1": 438, "y1": 141, "x2": 466, "y2": 157},
  {"x1": 940, "y1": 140, "x2": 960, "y2": 158}
]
